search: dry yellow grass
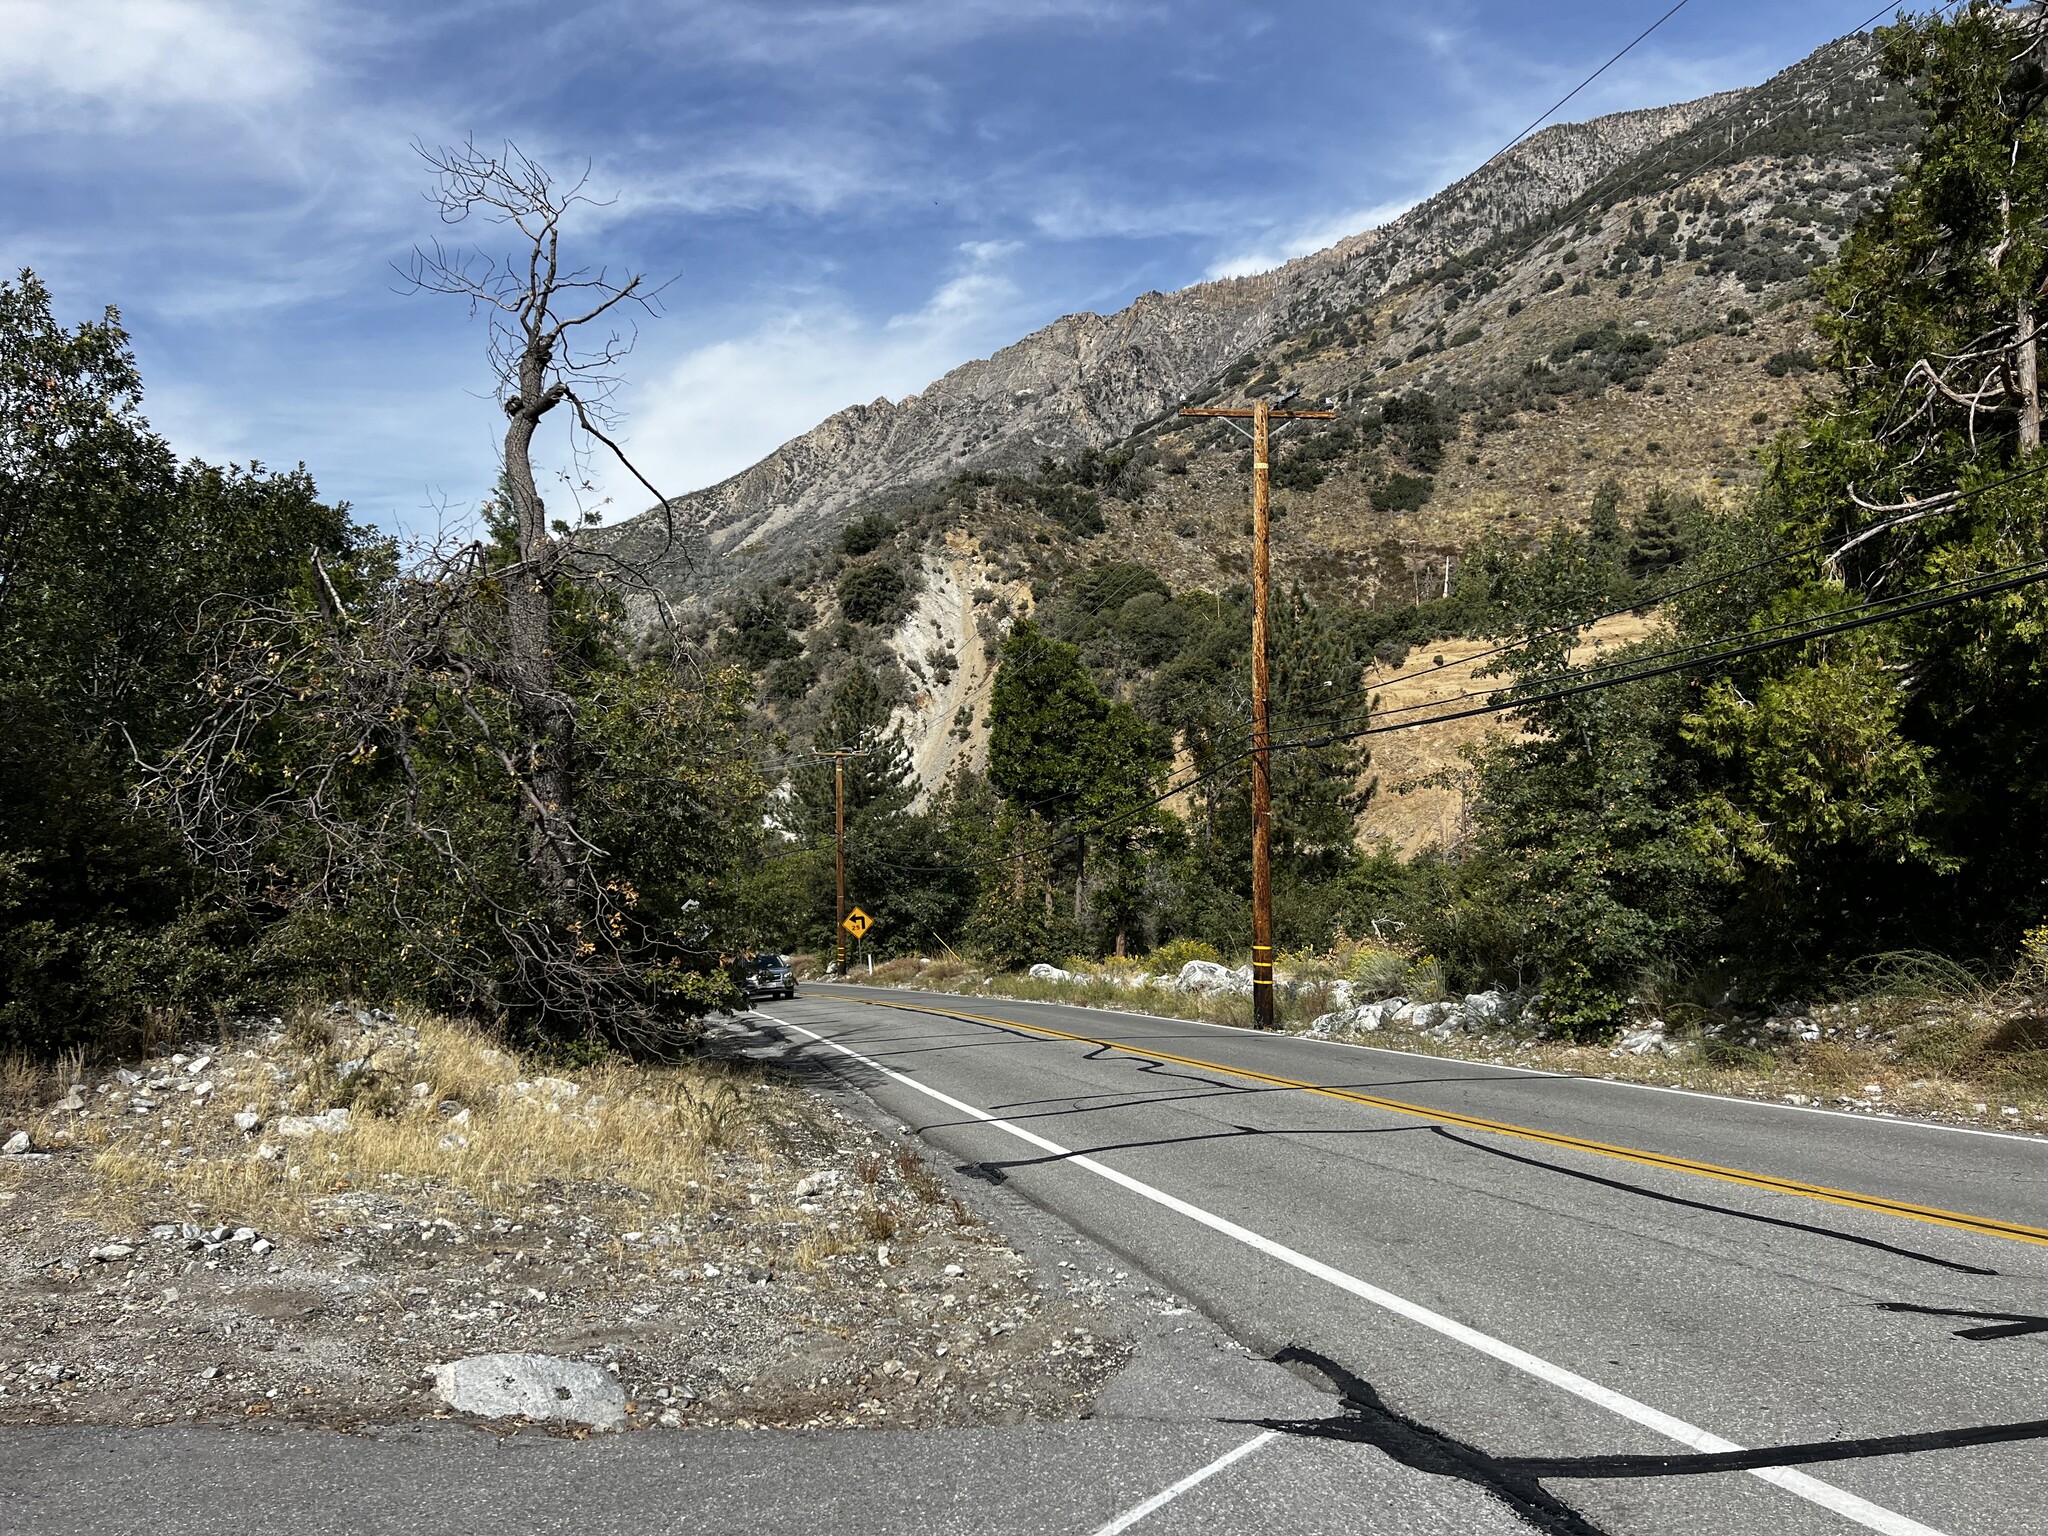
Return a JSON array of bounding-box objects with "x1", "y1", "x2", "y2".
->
[
  {"x1": 78, "y1": 1006, "x2": 812, "y2": 1238},
  {"x1": 1355, "y1": 612, "x2": 1661, "y2": 854}
]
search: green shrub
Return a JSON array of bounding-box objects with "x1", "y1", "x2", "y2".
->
[
  {"x1": 1149, "y1": 937, "x2": 1221, "y2": 971},
  {"x1": 837, "y1": 562, "x2": 911, "y2": 626}
]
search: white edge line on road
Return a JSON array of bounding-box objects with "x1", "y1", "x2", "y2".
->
[
  {"x1": 1090, "y1": 1429, "x2": 1281, "y2": 1535},
  {"x1": 757, "y1": 1008, "x2": 1949, "y2": 1536},
  {"x1": 806, "y1": 984, "x2": 2047, "y2": 1146}
]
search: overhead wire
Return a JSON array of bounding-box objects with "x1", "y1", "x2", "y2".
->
[{"x1": 854, "y1": 546, "x2": 2048, "y2": 878}]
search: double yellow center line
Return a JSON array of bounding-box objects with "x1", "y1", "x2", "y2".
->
[{"x1": 848, "y1": 995, "x2": 2048, "y2": 1250}]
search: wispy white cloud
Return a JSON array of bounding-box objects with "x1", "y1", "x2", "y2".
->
[
  {"x1": 0, "y1": 0, "x2": 316, "y2": 119},
  {"x1": 642, "y1": 0, "x2": 1163, "y2": 66},
  {"x1": 614, "y1": 241, "x2": 1029, "y2": 506},
  {"x1": 1204, "y1": 198, "x2": 1418, "y2": 280}
]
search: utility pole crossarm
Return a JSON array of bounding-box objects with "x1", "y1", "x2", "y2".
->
[{"x1": 1178, "y1": 407, "x2": 1337, "y2": 420}]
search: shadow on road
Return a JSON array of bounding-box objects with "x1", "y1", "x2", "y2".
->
[
  {"x1": 1251, "y1": 1345, "x2": 1617, "y2": 1536},
  {"x1": 1252, "y1": 1344, "x2": 2048, "y2": 1521},
  {"x1": 758, "y1": 1015, "x2": 2001, "y2": 1277}
]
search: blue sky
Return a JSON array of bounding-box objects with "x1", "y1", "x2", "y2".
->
[{"x1": 2, "y1": 1, "x2": 1900, "y2": 533}]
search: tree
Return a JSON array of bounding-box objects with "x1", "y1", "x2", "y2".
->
[
  {"x1": 155, "y1": 148, "x2": 757, "y2": 1050},
  {"x1": 1587, "y1": 477, "x2": 1627, "y2": 567},
  {"x1": 400, "y1": 142, "x2": 674, "y2": 936},
  {"x1": 781, "y1": 666, "x2": 973, "y2": 954},
  {"x1": 837, "y1": 561, "x2": 910, "y2": 626},
  {"x1": 1626, "y1": 488, "x2": 1688, "y2": 578},
  {"x1": 986, "y1": 621, "x2": 1163, "y2": 943},
  {"x1": 1824, "y1": 2, "x2": 2048, "y2": 474},
  {"x1": 0, "y1": 271, "x2": 354, "y2": 1051}
]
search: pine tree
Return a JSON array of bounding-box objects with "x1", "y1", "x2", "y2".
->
[{"x1": 1626, "y1": 488, "x2": 1688, "y2": 578}]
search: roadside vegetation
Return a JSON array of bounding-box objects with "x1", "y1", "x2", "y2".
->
[{"x1": 6, "y1": 8, "x2": 2048, "y2": 1156}]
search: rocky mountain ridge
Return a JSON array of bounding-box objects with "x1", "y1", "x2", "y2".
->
[{"x1": 612, "y1": 74, "x2": 1795, "y2": 593}]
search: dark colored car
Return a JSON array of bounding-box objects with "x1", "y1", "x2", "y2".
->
[{"x1": 740, "y1": 954, "x2": 796, "y2": 1002}]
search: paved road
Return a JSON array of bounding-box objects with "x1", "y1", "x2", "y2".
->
[
  {"x1": 747, "y1": 985, "x2": 2048, "y2": 1536},
  {"x1": 9, "y1": 985, "x2": 2044, "y2": 1536}
]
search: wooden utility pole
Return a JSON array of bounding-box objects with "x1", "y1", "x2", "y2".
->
[
  {"x1": 1180, "y1": 395, "x2": 1336, "y2": 1030},
  {"x1": 816, "y1": 749, "x2": 870, "y2": 972}
]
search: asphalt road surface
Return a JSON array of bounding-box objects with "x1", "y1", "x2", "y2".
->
[
  {"x1": 9, "y1": 983, "x2": 2045, "y2": 1536},
  {"x1": 748, "y1": 985, "x2": 2048, "y2": 1536}
]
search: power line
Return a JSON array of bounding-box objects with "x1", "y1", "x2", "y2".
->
[
  {"x1": 1486, "y1": 0, "x2": 1698, "y2": 170},
  {"x1": 858, "y1": 549, "x2": 2048, "y2": 879}
]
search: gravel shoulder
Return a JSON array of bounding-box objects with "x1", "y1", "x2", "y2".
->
[{"x1": 0, "y1": 1005, "x2": 1168, "y2": 1436}]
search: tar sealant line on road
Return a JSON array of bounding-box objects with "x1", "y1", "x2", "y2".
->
[
  {"x1": 1089, "y1": 1430, "x2": 1281, "y2": 1535},
  {"x1": 756, "y1": 1009, "x2": 1949, "y2": 1536},
  {"x1": 808, "y1": 984, "x2": 2048, "y2": 1146}
]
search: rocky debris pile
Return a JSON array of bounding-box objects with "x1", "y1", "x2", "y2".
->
[
  {"x1": 0, "y1": 1011, "x2": 1139, "y2": 1435},
  {"x1": 1308, "y1": 990, "x2": 1518, "y2": 1040},
  {"x1": 1027, "y1": 963, "x2": 1159, "y2": 991},
  {"x1": 1174, "y1": 960, "x2": 1252, "y2": 998}
]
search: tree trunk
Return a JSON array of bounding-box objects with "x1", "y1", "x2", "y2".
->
[
  {"x1": 2019, "y1": 291, "x2": 2041, "y2": 455},
  {"x1": 1114, "y1": 924, "x2": 1126, "y2": 959},
  {"x1": 501, "y1": 352, "x2": 581, "y2": 922}
]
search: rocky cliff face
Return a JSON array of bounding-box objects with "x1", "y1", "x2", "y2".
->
[{"x1": 612, "y1": 82, "x2": 1771, "y2": 595}]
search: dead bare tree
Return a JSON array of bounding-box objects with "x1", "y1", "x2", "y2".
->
[
  {"x1": 399, "y1": 140, "x2": 679, "y2": 926},
  {"x1": 144, "y1": 144, "x2": 748, "y2": 1049}
]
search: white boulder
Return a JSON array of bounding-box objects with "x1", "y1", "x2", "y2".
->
[
  {"x1": 1027, "y1": 963, "x2": 1076, "y2": 983},
  {"x1": 1175, "y1": 960, "x2": 1252, "y2": 996},
  {"x1": 275, "y1": 1108, "x2": 351, "y2": 1138},
  {"x1": 432, "y1": 1353, "x2": 627, "y2": 1429}
]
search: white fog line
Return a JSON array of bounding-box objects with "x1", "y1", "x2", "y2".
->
[
  {"x1": 1090, "y1": 1430, "x2": 1280, "y2": 1535},
  {"x1": 757, "y1": 1009, "x2": 1949, "y2": 1536},
  {"x1": 804, "y1": 985, "x2": 2047, "y2": 1145}
]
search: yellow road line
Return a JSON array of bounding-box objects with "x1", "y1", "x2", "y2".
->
[{"x1": 843, "y1": 995, "x2": 2048, "y2": 1251}]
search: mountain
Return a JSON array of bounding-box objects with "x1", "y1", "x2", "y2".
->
[{"x1": 601, "y1": 29, "x2": 1920, "y2": 797}]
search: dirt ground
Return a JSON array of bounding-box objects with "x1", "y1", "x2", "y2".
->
[{"x1": 0, "y1": 1007, "x2": 1141, "y2": 1434}]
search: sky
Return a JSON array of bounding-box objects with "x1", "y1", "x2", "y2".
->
[{"x1": 0, "y1": 0, "x2": 1903, "y2": 534}]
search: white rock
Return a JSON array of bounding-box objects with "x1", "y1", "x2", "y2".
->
[
  {"x1": 250, "y1": 1239, "x2": 275, "y2": 1258},
  {"x1": 232, "y1": 1111, "x2": 263, "y2": 1133},
  {"x1": 186, "y1": 1056, "x2": 212, "y2": 1075},
  {"x1": 432, "y1": 1353, "x2": 627, "y2": 1429},
  {"x1": 275, "y1": 1108, "x2": 351, "y2": 1138},
  {"x1": 1308, "y1": 1003, "x2": 1385, "y2": 1037},
  {"x1": 88, "y1": 1243, "x2": 135, "y2": 1262},
  {"x1": 255, "y1": 1143, "x2": 283, "y2": 1161},
  {"x1": 1461, "y1": 991, "x2": 1511, "y2": 1029},
  {"x1": 115, "y1": 1068, "x2": 141, "y2": 1087},
  {"x1": 53, "y1": 1090, "x2": 85, "y2": 1113},
  {"x1": 1, "y1": 1131, "x2": 28, "y2": 1155},
  {"x1": 1175, "y1": 960, "x2": 1251, "y2": 996},
  {"x1": 1027, "y1": 963, "x2": 1075, "y2": 983},
  {"x1": 792, "y1": 1171, "x2": 839, "y2": 1199},
  {"x1": 943, "y1": 1263, "x2": 964, "y2": 1277}
]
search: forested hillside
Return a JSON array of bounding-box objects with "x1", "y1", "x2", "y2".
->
[{"x1": 10, "y1": 6, "x2": 2048, "y2": 1073}]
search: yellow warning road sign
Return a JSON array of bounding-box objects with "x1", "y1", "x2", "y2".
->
[{"x1": 842, "y1": 907, "x2": 873, "y2": 939}]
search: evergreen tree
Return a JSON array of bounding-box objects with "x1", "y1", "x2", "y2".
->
[
  {"x1": 782, "y1": 665, "x2": 972, "y2": 957},
  {"x1": 1626, "y1": 488, "x2": 1688, "y2": 578},
  {"x1": 1587, "y1": 477, "x2": 1627, "y2": 565},
  {"x1": 986, "y1": 621, "x2": 1164, "y2": 941}
]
